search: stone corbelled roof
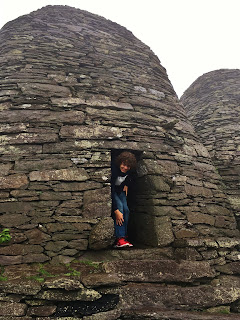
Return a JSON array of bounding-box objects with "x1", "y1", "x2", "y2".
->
[{"x1": 0, "y1": 5, "x2": 175, "y2": 104}]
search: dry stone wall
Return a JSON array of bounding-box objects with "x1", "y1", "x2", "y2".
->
[
  {"x1": 0, "y1": 6, "x2": 239, "y2": 265},
  {"x1": 0, "y1": 252, "x2": 240, "y2": 319},
  {"x1": 180, "y1": 69, "x2": 240, "y2": 226}
]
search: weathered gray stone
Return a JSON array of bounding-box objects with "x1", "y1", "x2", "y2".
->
[
  {"x1": 36, "y1": 288, "x2": 101, "y2": 301},
  {"x1": 45, "y1": 241, "x2": 68, "y2": 252},
  {"x1": 174, "y1": 228, "x2": 199, "y2": 239},
  {"x1": 216, "y1": 261, "x2": 240, "y2": 275},
  {"x1": 27, "y1": 305, "x2": 57, "y2": 317},
  {"x1": 52, "y1": 181, "x2": 102, "y2": 192},
  {"x1": 23, "y1": 254, "x2": 50, "y2": 264},
  {"x1": 186, "y1": 212, "x2": 215, "y2": 226},
  {"x1": 18, "y1": 82, "x2": 71, "y2": 97},
  {"x1": 44, "y1": 278, "x2": 84, "y2": 290},
  {"x1": 83, "y1": 187, "x2": 110, "y2": 205},
  {"x1": 122, "y1": 309, "x2": 240, "y2": 320},
  {"x1": 103, "y1": 260, "x2": 215, "y2": 283},
  {"x1": 0, "y1": 244, "x2": 43, "y2": 256},
  {"x1": 83, "y1": 202, "x2": 111, "y2": 219},
  {"x1": 25, "y1": 228, "x2": 51, "y2": 244},
  {"x1": 0, "y1": 132, "x2": 58, "y2": 145},
  {"x1": 39, "y1": 191, "x2": 72, "y2": 201},
  {"x1": 89, "y1": 217, "x2": 115, "y2": 250},
  {"x1": 185, "y1": 184, "x2": 212, "y2": 197},
  {"x1": 0, "y1": 255, "x2": 23, "y2": 265},
  {"x1": 0, "y1": 302, "x2": 27, "y2": 316},
  {"x1": 138, "y1": 205, "x2": 182, "y2": 217},
  {"x1": 206, "y1": 205, "x2": 232, "y2": 216},
  {"x1": 0, "y1": 280, "x2": 41, "y2": 295},
  {"x1": 83, "y1": 309, "x2": 121, "y2": 320},
  {"x1": 82, "y1": 273, "x2": 121, "y2": 288},
  {"x1": 137, "y1": 159, "x2": 179, "y2": 177},
  {"x1": 68, "y1": 239, "x2": 88, "y2": 250},
  {"x1": 83, "y1": 187, "x2": 111, "y2": 218},
  {"x1": 51, "y1": 97, "x2": 133, "y2": 110},
  {"x1": 133, "y1": 214, "x2": 174, "y2": 247},
  {"x1": 0, "y1": 317, "x2": 32, "y2": 320},
  {"x1": 217, "y1": 238, "x2": 240, "y2": 248},
  {"x1": 0, "y1": 163, "x2": 12, "y2": 176},
  {"x1": 137, "y1": 175, "x2": 170, "y2": 193},
  {"x1": 0, "y1": 174, "x2": 28, "y2": 189},
  {"x1": 15, "y1": 159, "x2": 73, "y2": 172},
  {"x1": 60, "y1": 125, "x2": 124, "y2": 139},
  {"x1": 0, "y1": 213, "x2": 31, "y2": 226},
  {"x1": 0, "y1": 110, "x2": 85, "y2": 125},
  {"x1": 29, "y1": 168, "x2": 89, "y2": 182},
  {"x1": 10, "y1": 189, "x2": 39, "y2": 198},
  {"x1": 174, "y1": 247, "x2": 202, "y2": 260},
  {"x1": 80, "y1": 247, "x2": 174, "y2": 262},
  {"x1": 120, "y1": 276, "x2": 240, "y2": 311}
]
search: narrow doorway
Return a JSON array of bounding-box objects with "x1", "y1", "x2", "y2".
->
[{"x1": 111, "y1": 149, "x2": 142, "y2": 246}]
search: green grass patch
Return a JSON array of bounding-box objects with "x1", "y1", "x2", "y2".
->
[{"x1": 0, "y1": 229, "x2": 11, "y2": 244}]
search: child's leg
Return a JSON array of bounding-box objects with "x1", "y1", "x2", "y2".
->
[
  {"x1": 118, "y1": 191, "x2": 129, "y2": 237},
  {"x1": 112, "y1": 192, "x2": 126, "y2": 239}
]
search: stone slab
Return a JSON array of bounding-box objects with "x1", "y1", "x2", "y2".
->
[
  {"x1": 103, "y1": 260, "x2": 215, "y2": 283},
  {"x1": 122, "y1": 309, "x2": 240, "y2": 320},
  {"x1": 120, "y1": 276, "x2": 240, "y2": 311},
  {"x1": 29, "y1": 168, "x2": 89, "y2": 182}
]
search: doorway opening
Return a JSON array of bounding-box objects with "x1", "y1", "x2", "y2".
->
[{"x1": 111, "y1": 149, "x2": 142, "y2": 246}]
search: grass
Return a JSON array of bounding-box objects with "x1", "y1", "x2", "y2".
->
[{"x1": 0, "y1": 229, "x2": 11, "y2": 244}]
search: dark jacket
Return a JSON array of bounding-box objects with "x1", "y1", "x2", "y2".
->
[{"x1": 111, "y1": 164, "x2": 131, "y2": 211}]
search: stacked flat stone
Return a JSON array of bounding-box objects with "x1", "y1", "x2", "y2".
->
[
  {"x1": 0, "y1": 6, "x2": 239, "y2": 265},
  {"x1": 181, "y1": 69, "x2": 240, "y2": 226}
]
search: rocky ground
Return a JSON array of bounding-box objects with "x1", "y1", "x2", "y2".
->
[{"x1": 0, "y1": 247, "x2": 240, "y2": 319}]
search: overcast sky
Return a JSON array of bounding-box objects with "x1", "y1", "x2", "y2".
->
[{"x1": 1, "y1": 0, "x2": 240, "y2": 97}]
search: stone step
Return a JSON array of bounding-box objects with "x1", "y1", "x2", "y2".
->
[
  {"x1": 79, "y1": 247, "x2": 174, "y2": 262},
  {"x1": 103, "y1": 259, "x2": 215, "y2": 283},
  {"x1": 121, "y1": 309, "x2": 240, "y2": 320},
  {"x1": 119, "y1": 276, "x2": 240, "y2": 315}
]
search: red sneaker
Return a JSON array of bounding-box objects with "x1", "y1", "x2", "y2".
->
[
  {"x1": 114, "y1": 238, "x2": 129, "y2": 248},
  {"x1": 125, "y1": 239, "x2": 133, "y2": 247}
]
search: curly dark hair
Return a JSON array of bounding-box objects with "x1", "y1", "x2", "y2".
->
[{"x1": 115, "y1": 151, "x2": 137, "y2": 170}]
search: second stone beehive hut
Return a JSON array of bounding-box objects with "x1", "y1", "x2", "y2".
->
[
  {"x1": 0, "y1": 6, "x2": 239, "y2": 264},
  {"x1": 181, "y1": 69, "x2": 240, "y2": 227}
]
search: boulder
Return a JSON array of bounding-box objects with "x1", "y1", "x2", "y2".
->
[{"x1": 89, "y1": 217, "x2": 115, "y2": 250}]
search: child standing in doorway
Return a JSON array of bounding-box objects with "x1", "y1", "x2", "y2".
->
[{"x1": 111, "y1": 151, "x2": 137, "y2": 248}]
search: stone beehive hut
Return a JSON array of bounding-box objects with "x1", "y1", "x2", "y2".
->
[
  {"x1": 180, "y1": 69, "x2": 240, "y2": 226},
  {"x1": 0, "y1": 6, "x2": 239, "y2": 265}
]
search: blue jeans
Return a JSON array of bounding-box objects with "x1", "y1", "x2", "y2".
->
[{"x1": 112, "y1": 191, "x2": 129, "y2": 238}]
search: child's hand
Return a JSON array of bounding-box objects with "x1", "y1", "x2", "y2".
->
[
  {"x1": 123, "y1": 185, "x2": 128, "y2": 196},
  {"x1": 115, "y1": 210, "x2": 124, "y2": 226}
]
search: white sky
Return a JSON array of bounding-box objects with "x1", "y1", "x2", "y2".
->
[{"x1": 1, "y1": 0, "x2": 240, "y2": 97}]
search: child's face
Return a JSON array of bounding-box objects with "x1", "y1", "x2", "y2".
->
[{"x1": 120, "y1": 162, "x2": 130, "y2": 173}]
